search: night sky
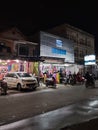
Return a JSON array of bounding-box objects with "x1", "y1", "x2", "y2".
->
[{"x1": 0, "y1": 1, "x2": 98, "y2": 54}]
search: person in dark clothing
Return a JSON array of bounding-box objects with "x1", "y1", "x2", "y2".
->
[
  {"x1": 46, "y1": 76, "x2": 56, "y2": 88},
  {"x1": 85, "y1": 71, "x2": 95, "y2": 87},
  {"x1": 85, "y1": 71, "x2": 91, "y2": 81},
  {"x1": 52, "y1": 76, "x2": 56, "y2": 85},
  {"x1": 0, "y1": 80, "x2": 8, "y2": 95}
]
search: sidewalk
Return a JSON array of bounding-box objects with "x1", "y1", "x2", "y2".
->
[
  {"x1": 0, "y1": 82, "x2": 73, "y2": 95},
  {"x1": 37, "y1": 82, "x2": 73, "y2": 90},
  {"x1": 38, "y1": 79, "x2": 98, "y2": 90},
  {"x1": 1, "y1": 80, "x2": 98, "y2": 95}
]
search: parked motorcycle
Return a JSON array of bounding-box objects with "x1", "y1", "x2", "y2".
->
[{"x1": 45, "y1": 77, "x2": 56, "y2": 88}]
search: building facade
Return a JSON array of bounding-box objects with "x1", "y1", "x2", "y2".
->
[
  {"x1": 0, "y1": 27, "x2": 39, "y2": 78},
  {"x1": 0, "y1": 27, "x2": 38, "y2": 60},
  {"x1": 29, "y1": 31, "x2": 84, "y2": 81},
  {"x1": 46, "y1": 23, "x2": 95, "y2": 65}
]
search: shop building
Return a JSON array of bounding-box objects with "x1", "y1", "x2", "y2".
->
[
  {"x1": 46, "y1": 23, "x2": 95, "y2": 64},
  {"x1": 0, "y1": 27, "x2": 39, "y2": 79},
  {"x1": 45, "y1": 23, "x2": 95, "y2": 74},
  {"x1": 29, "y1": 31, "x2": 84, "y2": 83}
]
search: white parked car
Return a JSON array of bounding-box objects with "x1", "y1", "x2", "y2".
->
[{"x1": 3, "y1": 72, "x2": 38, "y2": 91}]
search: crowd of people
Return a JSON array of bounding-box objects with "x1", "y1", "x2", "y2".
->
[
  {"x1": 40, "y1": 70, "x2": 85, "y2": 85},
  {"x1": 59, "y1": 71, "x2": 85, "y2": 85}
]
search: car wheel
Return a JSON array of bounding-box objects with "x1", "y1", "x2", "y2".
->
[{"x1": 17, "y1": 84, "x2": 22, "y2": 91}]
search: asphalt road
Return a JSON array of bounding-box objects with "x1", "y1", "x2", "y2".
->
[{"x1": 0, "y1": 81, "x2": 98, "y2": 129}]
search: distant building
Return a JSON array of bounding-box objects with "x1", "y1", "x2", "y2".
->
[{"x1": 46, "y1": 23, "x2": 95, "y2": 65}]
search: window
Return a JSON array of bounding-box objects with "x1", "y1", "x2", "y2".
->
[{"x1": 18, "y1": 45, "x2": 29, "y2": 56}]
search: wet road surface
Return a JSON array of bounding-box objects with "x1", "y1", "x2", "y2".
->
[
  {"x1": 1, "y1": 81, "x2": 98, "y2": 129},
  {"x1": 1, "y1": 95, "x2": 98, "y2": 129}
]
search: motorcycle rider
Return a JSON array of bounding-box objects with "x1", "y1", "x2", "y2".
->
[
  {"x1": 85, "y1": 71, "x2": 95, "y2": 87},
  {"x1": 85, "y1": 71, "x2": 90, "y2": 80},
  {"x1": 0, "y1": 80, "x2": 8, "y2": 95}
]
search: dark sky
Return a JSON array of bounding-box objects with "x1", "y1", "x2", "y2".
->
[{"x1": 0, "y1": 1, "x2": 98, "y2": 54}]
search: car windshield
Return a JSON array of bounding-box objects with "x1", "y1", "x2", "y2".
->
[{"x1": 17, "y1": 73, "x2": 32, "y2": 77}]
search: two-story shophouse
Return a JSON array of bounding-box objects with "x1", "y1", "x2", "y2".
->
[{"x1": 0, "y1": 27, "x2": 39, "y2": 79}]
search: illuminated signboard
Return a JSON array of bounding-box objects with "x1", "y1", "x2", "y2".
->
[
  {"x1": 52, "y1": 48, "x2": 66, "y2": 55},
  {"x1": 84, "y1": 55, "x2": 96, "y2": 65},
  {"x1": 56, "y1": 39, "x2": 62, "y2": 47}
]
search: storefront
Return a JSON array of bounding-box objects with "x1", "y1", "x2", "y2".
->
[
  {"x1": 39, "y1": 31, "x2": 75, "y2": 83},
  {"x1": 0, "y1": 59, "x2": 39, "y2": 80},
  {"x1": 39, "y1": 58, "x2": 65, "y2": 83},
  {"x1": 39, "y1": 62, "x2": 70, "y2": 83}
]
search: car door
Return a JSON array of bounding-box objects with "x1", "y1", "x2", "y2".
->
[
  {"x1": 10, "y1": 73, "x2": 18, "y2": 88},
  {"x1": 5, "y1": 73, "x2": 17, "y2": 88}
]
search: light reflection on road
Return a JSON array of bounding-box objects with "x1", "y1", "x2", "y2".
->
[{"x1": 1, "y1": 97, "x2": 98, "y2": 130}]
